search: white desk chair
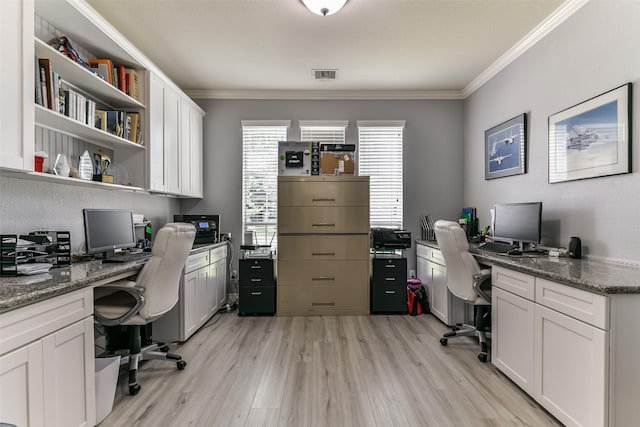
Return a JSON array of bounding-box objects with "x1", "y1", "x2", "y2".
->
[
  {"x1": 94, "y1": 222, "x2": 196, "y2": 395},
  {"x1": 434, "y1": 220, "x2": 492, "y2": 362}
]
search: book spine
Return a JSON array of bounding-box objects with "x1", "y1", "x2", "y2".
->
[{"x1": 35, "y1": 56, "x2": 43, "y2": 106}]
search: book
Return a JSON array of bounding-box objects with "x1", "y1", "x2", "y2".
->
[
  {"x1": 116, "y1": 65, "x2": 126, "y2": 92},
  {"x1": 39, "y1": 64, "x2": 48, "y2": 108},
  {"x1": 88, "y1": 59, "x2": 113, "y2": 84},
  {"x1": 112, "y1": 67, "x2": 118, "y2": 88},
  {"x1": 35, "y1": 56, "x2": 43, "y2": 106},
  {"x1": 127, "y1": 112, "x2": 140, "y2": 143},
  {"x1": 52, "y1": 72, "x2": 60, "y2": 113},
  {"x1": 95, "y1": 109, "x2": 107, "y2": 131},
  {"x1": 105, "y1": 110, "x2": 120, "y2": 136},
  {"x1": 126, "y1": 69, "x2": 139, "y2": 100},
  {"x1": 38, "y1": 58, "x2": 55, "y2": 111}
]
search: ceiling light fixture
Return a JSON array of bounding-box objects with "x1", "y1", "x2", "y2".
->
[{"x1": 302, "y1": 0, "x2": 348, "y2": 16}]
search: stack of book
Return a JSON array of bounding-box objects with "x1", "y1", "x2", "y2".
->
[
  {"x1": 36, "y1": 58, "x2": 62, "y2": 112},
  {"x1": 62, "y1": 89, "x2": 96, "y2": 127},
  {"x1": 95, "y1": 110, "x2": 142, "y2": 144}
]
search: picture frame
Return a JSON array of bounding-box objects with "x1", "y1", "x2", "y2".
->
[
  {"x1": 485, "y1": 113, "x2": 527, "y2": 180},
  {"x1": 548, "y1": 83, "x2": 632, "y2": 183}
]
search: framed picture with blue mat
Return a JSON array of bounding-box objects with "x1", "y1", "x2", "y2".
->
[{"x1": 485, "y1": 113, "x2": 527, "y2": 180}]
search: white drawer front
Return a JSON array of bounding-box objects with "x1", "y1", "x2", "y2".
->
[
  {"x1": 416, "y1": 244, "x2": 429, "y2": 259},
  {"x1": 492, "y1": 266, "x2": 535, "y2": 301},
  {"x1": 429, "y1": 247, "x2": 446, "y2": 266},
  {"x1": 185, "y1": 251, "x2": 209, "y2": 273},
  {"x1": 535, "y1": 278, "x2": 609, "y2": 330},
  {"x1": 210, "y1": 246, "x2": 227, "y2": 263}
]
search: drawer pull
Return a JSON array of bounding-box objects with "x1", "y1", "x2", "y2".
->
[
  {"x1": 312, "y1": 223, "x2": 336, "y2": 227},
  {"x1": 312, "y1": 252, "x2": 335, "y2": 256},
  {"x1": 312, "y1": 198, "x2": 336, "y2": 202},
  {"x1": 250, "y1": 265, "x2": 262, "y2": 269},
  {"x1": 385, "y1": 278, "x2": 396, "y2": 281},
  {"x1": 385, "y1": 290, "x2": 396, "y2": 294},
  {"x1": 312, "y1": 302, "x2": 335, "y2": 306},
  {"x1": 384, "y1": 265, "x2": 396, "y2": 268},
  {"x1": 251, "y1": 292, "x2": 262, "y2": 296},
  {"x1": 312, "y1": 277, "x2": 335, "y2": 281},
  {"x1": 251, "y1": 278, "x2": 262, "y2": 282}
]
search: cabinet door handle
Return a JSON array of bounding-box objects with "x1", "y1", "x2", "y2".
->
[
  {"x1": 312, "y1": 223, "x2": 336, "y2": 227},
  {"x1": 251, "y1": 278, "x2": 262, "y2": 282},
  {"x1": 385, "y1": 290, "x2": 396, "y2": 294},
  {"x1": 250, "y1": 265, "x2": 262, "y2": 269},
  {"x1": 385, "y1": 277, "x2": 396, "y2": 281},
  {"x1": 312, "y1": 302, "x2": 335, "y2": 306},
  {"x1": 312, "y1": 198, "x2": 335, "y2": 202},
  {"x1": 251, "y1": 292, "x2": 262, "y2": 296},
  {"x1": 312, "y1": 252, "x2": 335, "y2": 256},
  {"x1": 312, "y1": 277, "x2": 335, "y2": 281}
]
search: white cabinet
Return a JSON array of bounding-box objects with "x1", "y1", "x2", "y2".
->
[
  {"x1": 534, "y1": 305, "x2": 608, "y2": 427},
  {"x1": 0, "y1": 0, "x2": 34, "y2": 171},
  {"x1": 491, "y1": 287, "x2": 535, "y2": 394},
  {"x1": 416, "y1": 244, "x2": 464, "y2": 326},
  {"x1": 180, "y1": 98, "x2": 204, "y2": 198},
  {"x1": 491, "y1": 265, "x2": 611, "y2": 427},
  {"x1": 0, "y1": 288, "x2": 95, "y2": 427},
  {"x1": 153, "y1": 245, "x2": 227, "y2": 342}
]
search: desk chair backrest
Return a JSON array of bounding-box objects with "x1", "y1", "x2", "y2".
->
[
  {"x1": 135, "y1": 222, "x2": 195, "y2": 320},
  {"x1": 434, "y1": 220, "x2": 483, "y2": 302}
]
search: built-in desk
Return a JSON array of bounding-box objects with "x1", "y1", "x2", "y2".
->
[{"x1": 416, "y1": 239, "x2": 640, "y2": 427}]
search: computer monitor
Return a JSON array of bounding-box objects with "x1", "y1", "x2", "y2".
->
[
  {"x1": 83, "y1": 208, "x2": 136, "y2": 257},
  {"x1": 492, "y1": 202, "x2": 542, "y2": 248}
]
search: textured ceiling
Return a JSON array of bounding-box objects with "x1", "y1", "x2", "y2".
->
[{"x1": 86, "y1": 0, "x2": 565, "y2": 97}]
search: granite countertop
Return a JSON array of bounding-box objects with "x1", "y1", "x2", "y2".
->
[
  {"x1": 0, "y1": 260, "x2": 144, "y2": 314},
  {"x1": 415, "y1": 239, "x2": 640, "y2": 295},
  {"x1": 0, "y1": 242, "x2": 230, "y2": 314}
]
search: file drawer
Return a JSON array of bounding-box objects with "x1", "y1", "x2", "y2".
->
[
  {"x1": 184, "y1": 251, "x2": 209, "y2": 274},
  {"x1": 239, "y1": 286, "x2": 276, "y2": 315},
  {"x1": 278, "y1": 177, "x2": 369, "y2": 207},
  {"x1": 278, "y1": 285, "x2": 368, "y2": 315},
  {"x1": 535, "y1": 277, "x2": 609, "y2": 330},
  {"x1": 278, "y1": 260, "x2": 368, "y2": 287},
  {"x1": 428, "y1": 247, "x2": 446, "y2": 266},
  {"x1": 278, "y1": 235, "x2": 369, "y2": 261},
  {"x1": 371, "y1": 285, "x2": 407, "y2": 313},
  {"x1": 278, "y1": 206, "x2": 370, "y2": 234}
]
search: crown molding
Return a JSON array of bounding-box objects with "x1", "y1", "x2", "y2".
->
[
  {"x1": 185, "y1": 89, "x2": 464, "y2": 101},
  {"x1": 462, "y1": 0, "x2": 590, "y2": 98}
]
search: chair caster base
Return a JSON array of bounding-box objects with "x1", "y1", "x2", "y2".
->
[
  {"x1": 478, "y1": 353, "x2": 488, "y2": 363},
  {"x1": 177, "y1": 360, "x2": 187, "y2": 370},
  {"x1": 129, "y1": 383, "x2": 141, "y2": 395},
  {"x1": 440, "y1": 338, "x2": 448, "y2": 346},
  {"x1": 159, "y1": 345, "x2": 170, "y2": 352}
]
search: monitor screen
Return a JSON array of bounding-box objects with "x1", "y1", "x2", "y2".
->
[
  {"x1": 83, "y1": 209, "x2": 136, "y2": 255},
  {"x1": 493, "y1": 202, "x2": 542, "y2": 245}
]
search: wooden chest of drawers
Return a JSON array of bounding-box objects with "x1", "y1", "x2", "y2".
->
[{"x1": 277, "y1": 176, "x2": 370, "y2": 315}]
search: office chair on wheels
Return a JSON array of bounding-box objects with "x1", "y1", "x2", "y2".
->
[
  {"x1": 434, "y1": 220, "x2": 492, "y2": 362},
  {"x1": 94, "y1": 223, "x2": 196, "y2": 395}
]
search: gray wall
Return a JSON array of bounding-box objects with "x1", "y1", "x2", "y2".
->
[
  {"x1": 182, "y1": 99, "x2": 465, "y2": 272},
  {"x1": 463, "y1": 0, "x2": 640, "y2": 262},
  {"x1": 0, "y1": 176, "x2": 180, "y2": 254}
]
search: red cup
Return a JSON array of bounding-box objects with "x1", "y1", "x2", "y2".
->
[{"x1": 35, "y1": 156, "x2": 44, "y2": 173}]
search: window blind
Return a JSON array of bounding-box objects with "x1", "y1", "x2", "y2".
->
[
  {"x1": 241, "y1": 124, "x2": 288, "y2": 248},
  {"x1": 358, "y1": 122, "x2": 404, "y2": 229},
  {"x1": 300, "y1": 121, "x2": 347, "y2": 145}
]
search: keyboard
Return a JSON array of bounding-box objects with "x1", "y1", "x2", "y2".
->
[
  {"x1": 102, "y1": 252, "x2": 152, "y2": 263},
  {"x1": 478, "y1": 241, "x2": 519, "y2": 253}
]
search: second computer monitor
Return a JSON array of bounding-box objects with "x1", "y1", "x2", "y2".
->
[{"x1": 493, "y1": 202, "x2": 542, "y2": 247}]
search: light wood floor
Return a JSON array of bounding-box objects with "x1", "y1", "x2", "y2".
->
[{"x1": 102, "y1": 313, "x2": 560, "y2": 427}]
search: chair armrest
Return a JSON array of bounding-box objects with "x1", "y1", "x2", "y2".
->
[
  {"x1": 472, "y1": 272, "x2": 492, "y2": 303},
  {"x1": 94, "y1": 285, "x2": 146, "y2": 326}
]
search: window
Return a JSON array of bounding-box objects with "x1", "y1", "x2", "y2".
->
[
  {"x1": 358, "y1": 121, "x2": 405, "y2": 229},
  {"x1": 241, "y1": 121, "x2": 289, "y2": 249},
  {"x1": 300, "y1": 120, "x2": 348, "y2": 145}
]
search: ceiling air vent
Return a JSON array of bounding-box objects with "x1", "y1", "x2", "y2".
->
[{"x1": 313, "y1": 69, "x2": 338, "y2": 80}]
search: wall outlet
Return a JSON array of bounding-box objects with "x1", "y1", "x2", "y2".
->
[{"x1": 409, "y1": 269, "x2": 416, "y2": 278}]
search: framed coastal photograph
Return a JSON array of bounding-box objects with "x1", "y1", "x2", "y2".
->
[
  {"x1": 548, "y1": 83, "x2": 632, "y2": 183},
  {"x1": 485, "y1": 113, "x2": 527, "y2": 180}
]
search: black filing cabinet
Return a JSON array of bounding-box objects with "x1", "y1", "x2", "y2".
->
[
  {"x1": 239, "y1": 258, "x2": 276, "y2": 315},
  {"x1": 371, "y1": 257, "x2": 407, "y2": 313}
]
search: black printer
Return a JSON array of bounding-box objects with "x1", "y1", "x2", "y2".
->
[{"x1": 370, "y1": 228, "x2": 411, "y2": 250}]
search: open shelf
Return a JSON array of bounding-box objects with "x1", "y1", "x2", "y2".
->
[{"x1": 0, "y1": 169, "x2": 149, "y2": 194}]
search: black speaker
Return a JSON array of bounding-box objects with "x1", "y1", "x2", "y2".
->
[{"x1": 568, "y1": 236, "x2": 582, "y2": 259}]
